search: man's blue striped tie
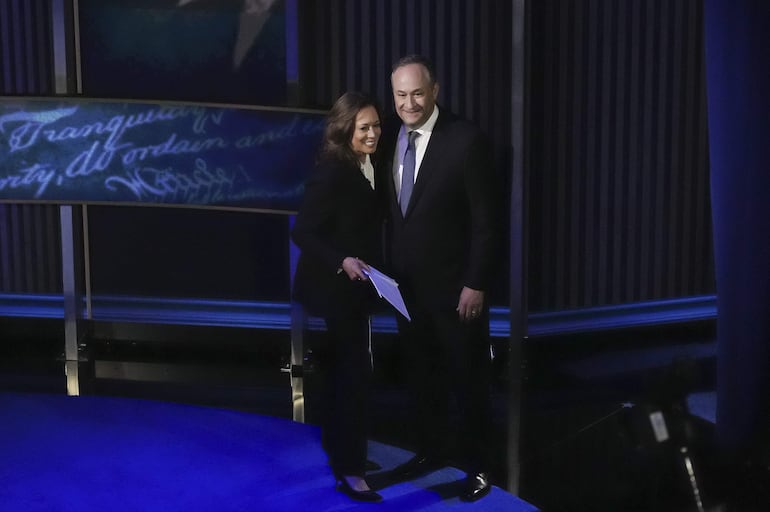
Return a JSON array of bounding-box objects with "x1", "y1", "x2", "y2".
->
[{"x1": 400, "y1": 130, "x2": 418, "y2": 216}]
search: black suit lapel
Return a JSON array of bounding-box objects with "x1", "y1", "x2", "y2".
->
[{"x1": 377, "y1": 120, "x2": 402, "y2": 216}]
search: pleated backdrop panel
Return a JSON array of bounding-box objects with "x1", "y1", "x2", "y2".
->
[
  {"x1": 0, "y1": 0, "x2": 52, "y2": 94},
  {"x1": 0, "y1": 0, "x2": 61, "y2": 294},
  {"x1": 298, "y1": 0, "x2": 513, "y2": 136},
  {"x1": 528, "y1": 0, "x2": 714, "y2": 312}
]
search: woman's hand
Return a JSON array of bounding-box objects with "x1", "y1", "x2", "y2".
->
[{"x1": 341, "y1": 257, "x2": 370, "y2": 281}]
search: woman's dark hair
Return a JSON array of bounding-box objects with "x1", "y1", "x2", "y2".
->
[{"x1": 319, "y1": 91, "x2": 381, "y2": 168}]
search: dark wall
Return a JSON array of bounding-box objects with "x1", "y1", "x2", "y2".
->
[
  {"x1": 0, "y1": 0, "x2": 61, "y2": 294},
  {"x1": 0, "y1": 204, "x2": 61, "y2": 293},
  {"x1": 284, "y1": 0, "x2": 716, "y2": 312},
  {"x1": 528, "y1": 0, "x2": 714, "y2": 312},
  {"x1": 0, "y1": 0, "x2": 53, "y2": 94},
  {"x1": 1, "y1": 0, "x2": 715, "y2": 318},
  {"x1": 88, "y1": 206, "x2": 290, "y2": 301}
]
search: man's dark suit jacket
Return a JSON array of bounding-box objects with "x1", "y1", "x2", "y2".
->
[
  {"x1": 292, "y1": 156, "x2": 382, "y2": 318},
  {"x1": 376, "y1": 109, "x2": 500, "y2": 310}
]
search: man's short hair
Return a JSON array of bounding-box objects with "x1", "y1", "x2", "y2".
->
[{"x1": 392, "y1": 54, "x2": 437, "y2": 85}]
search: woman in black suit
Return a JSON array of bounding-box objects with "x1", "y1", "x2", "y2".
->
[{"x1": 291, "y1": 91, "x2": 383, "y2": 502}]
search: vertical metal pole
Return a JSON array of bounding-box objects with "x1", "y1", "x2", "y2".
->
[
  {"x1": 72, "y1": 0, "x2": 83, "y2": 95},
  {"x1": 507, "y1": 0, "x2": 528, "y2": 495},
  {"x1": 285, "y1": 0, "x2": 299, "y2": 106},
  {"x1": 51, "y1": 0, "x2": 69, "y2": 94},
  {"x1": 289, "y1": 303, "x2": 306, "y2": 423},
  {"x1": 53, "y1": 0, "x2": 84, "y2": 395},
  {"x1": 60, "y1": 205, "x2": 80, "y2": 396},
  {"x1": 82, "y1": 205, "x2": 92, "y2": 320},
  {"x1": 52, "y1": 0, "x2": 80, "y2": 95},
  {"x1": 288, "y1": 215, "x2": 305, "y2": 422},
  {"x1": 286, "y1": 2, "x2": 306, "y2": 422}
]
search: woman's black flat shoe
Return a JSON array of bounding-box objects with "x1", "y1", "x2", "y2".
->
[{"x1": 336, "y1": 478, "x2": 383, "y2": 503}]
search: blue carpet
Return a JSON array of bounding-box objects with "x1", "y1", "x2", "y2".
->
[{"x1": 0, "y1": 392, "x2": 537, "y2": 511}]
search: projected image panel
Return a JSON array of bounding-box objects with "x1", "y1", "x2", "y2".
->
[
  {"x1": 78, "y1": 0, "x2": 287, "y2": 105},
  {"x1": 0, "y1": 97, "x2": 325, "y2": 212}
]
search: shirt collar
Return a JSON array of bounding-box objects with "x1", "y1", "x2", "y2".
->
[
  {"x1": 415, "y1": 104, "x2": 439, "y2": 134},
  {"x1": 398, "y1": 105, "x2": 440, "y2": 156},
  {"x1": 360, "y1": 154, "x2": 375, "y2": 189}
]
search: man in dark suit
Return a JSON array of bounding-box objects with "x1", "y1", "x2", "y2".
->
[{"x1": 376, "y1": 55, "x2": 501, "y2": 502}]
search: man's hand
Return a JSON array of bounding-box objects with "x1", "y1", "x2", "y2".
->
[{"x1": 457, "y1": 287, "x2": 484, "y2": 322}]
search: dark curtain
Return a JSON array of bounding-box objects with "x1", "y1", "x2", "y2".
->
[
  {"x1": 528, "y1": 0, "x2": 713, "y2": 312},
  {"x1": 0, "y1": 0, "x2": 60, "y2": 294}
]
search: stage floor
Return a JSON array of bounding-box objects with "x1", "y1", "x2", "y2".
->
[{"x1": 0, "y1": 391, "x2": 537, "y2": 511}]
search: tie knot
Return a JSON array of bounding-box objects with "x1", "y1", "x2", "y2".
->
[{"x1": 408, "y1": 130, "x2": 419, "y2": 144}]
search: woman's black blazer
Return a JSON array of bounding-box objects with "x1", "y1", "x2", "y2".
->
[{"x1": 291, "y1": 157, "x2": 382, "y2": 317}]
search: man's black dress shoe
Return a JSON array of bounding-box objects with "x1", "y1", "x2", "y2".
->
[
  {"x1": 336, "y1": 478, "x2": 383, "y2": 503},
  {"x1": 390, "y1": 455, "x2": 444, "y2": 481},
  {"x1": 460, "y1": 472, "x2": 491, "y2": 502}
]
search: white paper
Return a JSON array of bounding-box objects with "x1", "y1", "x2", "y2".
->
[{"x1": 362, "y1": 266, "x2": 411, "y2": 321}]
